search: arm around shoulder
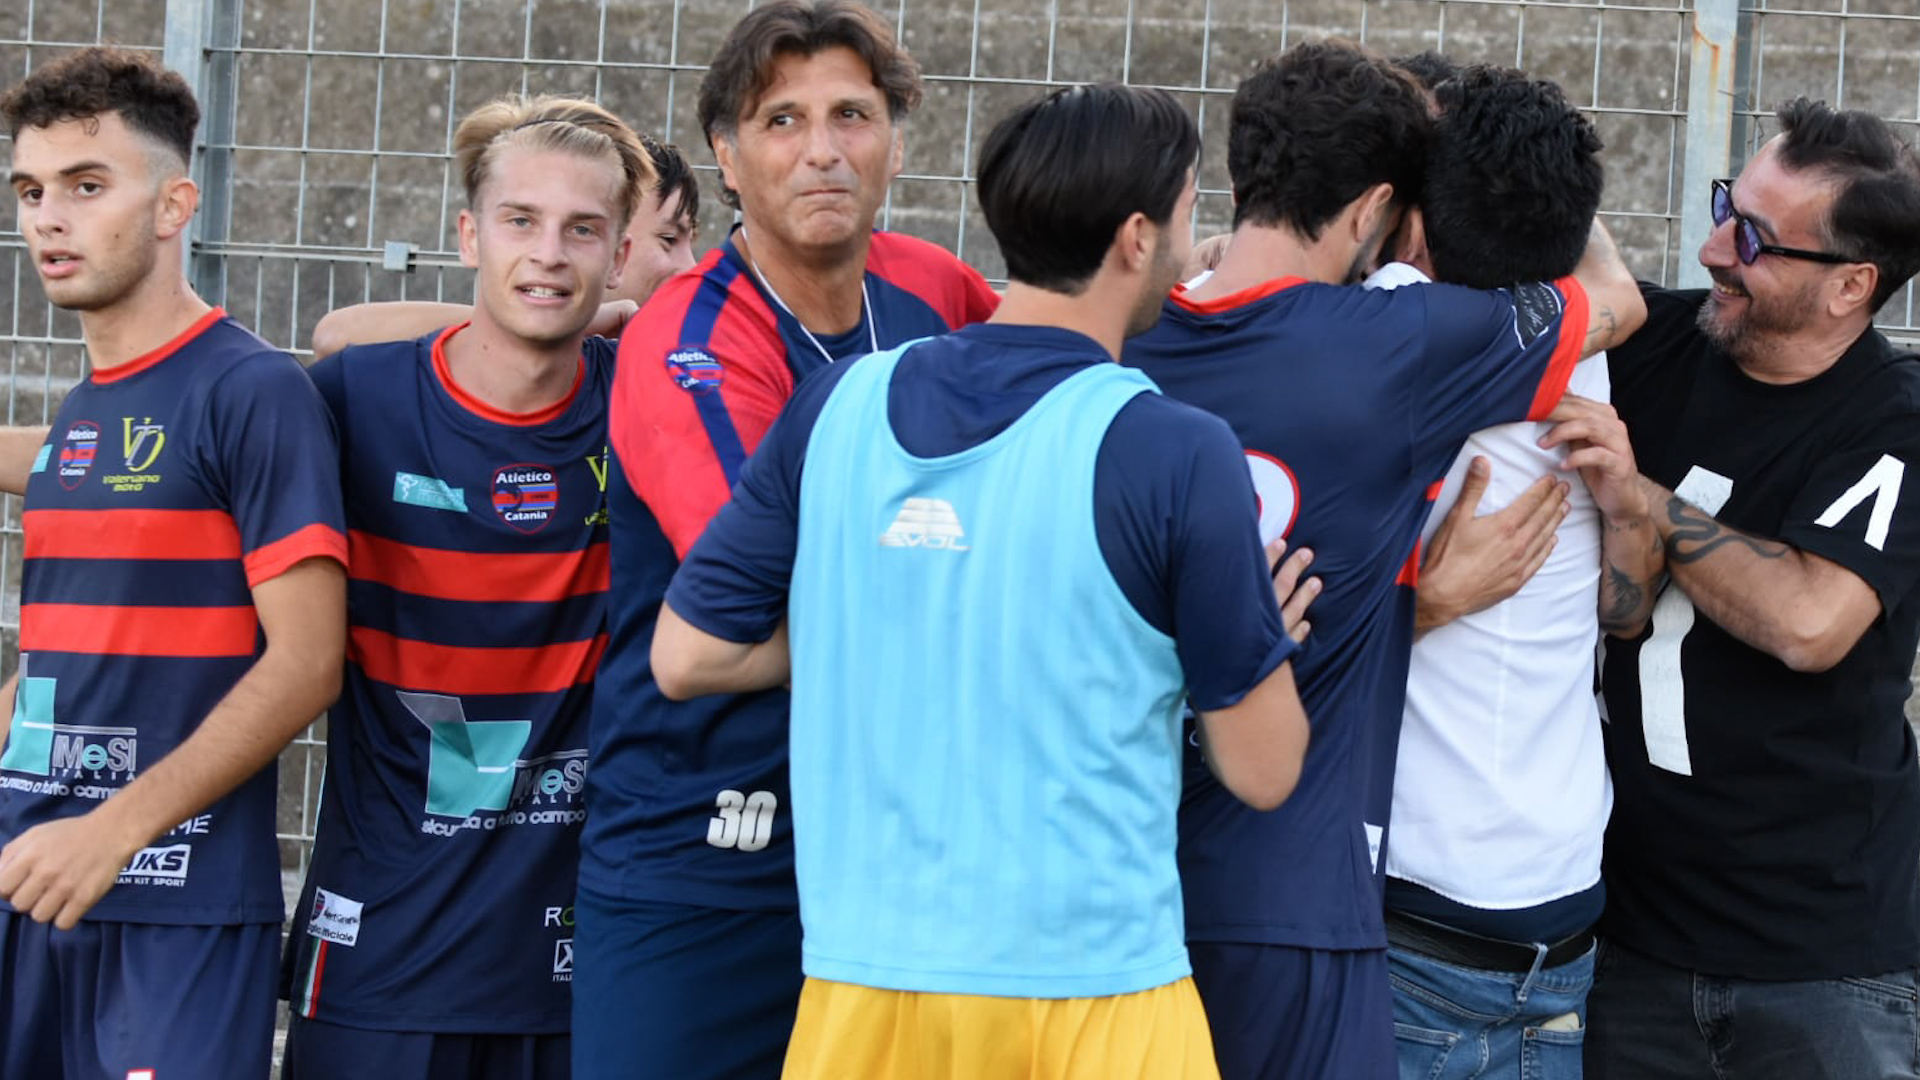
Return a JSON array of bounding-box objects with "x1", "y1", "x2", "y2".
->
[
  {"x1": 311, "y1": 301, "x2": 471, "y2": 360},
  {"x1": 1570, "y1": 220, "x2": 1647, "y2": 357}
]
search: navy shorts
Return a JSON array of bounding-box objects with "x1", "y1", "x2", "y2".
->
[
  {"x1": 0, "y1": 910, "x2": 277, "y2": 1080},
  {"x1": 571, "y1": 887, "x2": 802, "y2": 1080},
  {"x1": 283, "y1": 1016, "x2": 570, "y2": 1080},
  {"x1": 1189, "y1": 941, "x2": 1396, "y2": 1080}
]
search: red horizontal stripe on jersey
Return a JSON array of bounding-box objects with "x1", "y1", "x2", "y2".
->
[
  {"x1": 347, "y1": 531, "x2": 609, "y2": 603},
  {"x1": 24, "y1": 509, "x2": 242, "y2": 563},
  {"x1": 245, "y1": 523, "x2": 348, "y2": 587},
  {"x1": 22, "y1": 602, "x2": 258, "y2": 658},
  {"x1": 349, "y1": 627, "x2": 606, "y2": 696}
]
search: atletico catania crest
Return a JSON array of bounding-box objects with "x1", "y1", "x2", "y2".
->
[
  {"x1": 57, "y1": 420, "x2": 100, "y2": 490},
  {"x1": 492, "y1": 463, "x2": 558, "y2": 533},
  {"x1": 666, "y1": 347, "x2": 723, "y2": 395}
]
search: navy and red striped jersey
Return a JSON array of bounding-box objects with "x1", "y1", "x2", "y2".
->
[
  {"x1": 285, "y1": 326, "x2": 614, "y2": 1032},
  {"x1": 582, "y1": 229, "x2": 997, "y2": 910},
  {"x1": 1123, "y1": 276, "x2": 1584, "y2": 952},
  {"x1": 0, "y1": 308, "x2": 347, "y2": 925}
]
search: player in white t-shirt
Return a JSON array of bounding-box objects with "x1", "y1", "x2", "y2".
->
[{"x1": 1369, "y1": 62, "x2": 1663, "y2": 1080}]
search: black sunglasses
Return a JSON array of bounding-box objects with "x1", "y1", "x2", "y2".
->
[{"x1": 1711, "y1": 178, "x2": 1855, "y2": 266}]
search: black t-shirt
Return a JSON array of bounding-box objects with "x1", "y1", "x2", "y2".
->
[{"x1": 1600, "y1": 286, "x2": 1920, "y2": 980}]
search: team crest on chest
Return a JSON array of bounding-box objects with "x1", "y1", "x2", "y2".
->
[
  {"x1": 56, "y1": 420, "x2": 100, "y2": 490},
  {"x1": 492, "y1": 463, "x2": 559, "y2": 533},
  {"x1": 666, "y1": 347, "x2": 724, "y2": 395}
]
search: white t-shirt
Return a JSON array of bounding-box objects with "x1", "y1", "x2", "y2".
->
[{"x1": 1369, "y1": 261, "x2": 1614, "y2": 909}]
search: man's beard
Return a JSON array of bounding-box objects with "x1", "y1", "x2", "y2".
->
[
  {"x1": 1696, "y1": 268, "x2": 1824, "y2": 358},
  {"x1": 1125, "y1": 231, "x2": 1185, "y2": 338}
]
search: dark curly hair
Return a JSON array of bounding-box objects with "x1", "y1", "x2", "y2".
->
[
  {"x1": 1227, "y1": 40, "x2": 1429, "y2": 239},
  {"x1": 1774, "y1": 96, "x2": 1920, "y2": 312},
  {"x1": 696, "y1": 0, "x2": 921, "y2": 210},
  {"x1": 1394, "y1": 50, "x2": 1462, "y2": 94},
  {"x1": 1423, "y1": 65, "x2": 1604, "y2": 288},
  {"x1": 1, "y1": 46, "x2": 199, "y2": 167}
]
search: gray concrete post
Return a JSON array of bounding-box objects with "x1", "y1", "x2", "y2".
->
[
  {"x1": 162, "y1": 0, "x2": 239, "y2": 306},
  {"x1": 1678, "y1": 0, "x2": 1741, "y2": 290}
]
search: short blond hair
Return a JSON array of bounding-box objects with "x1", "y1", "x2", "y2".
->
[{"x1": 452, "y1": 94, "x2": 654, "y2": 229}]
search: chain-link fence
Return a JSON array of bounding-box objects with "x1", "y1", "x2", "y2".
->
[{"x1": 0, "y1": 0, "x2": 1912, "y2": 882}]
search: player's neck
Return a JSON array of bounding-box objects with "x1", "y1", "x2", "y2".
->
[
  {"x1": 735, "y1": 222, "x2": 871, "y2": 334},
  {"x1": 1728, "y1": 316, "x2": 1868, "y2": 386},
  {"x1": 990, "y1": 280, "x2": 1128, "y2": 361},
  {"x1": 443, "y1": 308, "x2": 584, "y2": 415},
  {"x1": 1188, "y1": 223, "x2": 1352, "y2": 302},
  {"x1": 80, "y1": 265, "x2": 213, "y2": 373}
]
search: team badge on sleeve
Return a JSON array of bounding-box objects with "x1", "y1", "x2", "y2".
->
[
  {"x1": 57, "y1": 420, "x2": 100, "y2": 490},
  {"x1": 1507, "y1": 281, "x2": 1566, "y2": 347},
  {"x1": 666, "y1": 347, "x2": 724, "y2": 395},
  {"x1": 492, "y1": 464, "x2": 559, "y2": 533}
]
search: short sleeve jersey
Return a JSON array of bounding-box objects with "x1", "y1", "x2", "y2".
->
[
  {"x1": 581, "y1": 230, "x2": 998, "y2": 909},
  {"x1": 0, "y1": 308, "x2": 347, "y2": 925},
  {"x1": 284, "y1": 327, "x2": 614, "y2": 1032},
  {"x1": 1123, "y1": 275, "x2": 1585, "y2": 950},
  {"x1": 664, "y1": 323, "x2": 1295, "y2": 996},
  {"x1": 1599, "y1": 286, "x2": 1920, "y2": 980}
]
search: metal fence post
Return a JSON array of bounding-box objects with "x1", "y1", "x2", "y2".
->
[
  {"x1": 162, "y1": 0, "x2": 241, "y2": 307},
  {"x1": 1678, "y1": 0, "x2": 1741, "y2": 290}
]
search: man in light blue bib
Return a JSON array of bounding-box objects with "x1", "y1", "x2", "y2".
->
[{"x1": 652, "y1": 83, "x2": 1311, "y2": 1080}]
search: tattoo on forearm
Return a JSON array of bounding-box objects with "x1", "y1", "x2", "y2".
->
[
  {"x1": 1599, "y1": 560, "x2": 1645, "y2": 634},
  {"x1": 1586, "y1": 305, "x2": 1619, "y2": 346},
  {"x1": 1599, "y1": 519, "x2": 1661, "y2": 634},
  {"x1": 1665, "y1": 495, "x2": 1787, "y2": 564}
]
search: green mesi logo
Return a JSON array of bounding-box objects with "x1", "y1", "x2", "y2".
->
[
  {"x1": 0, "y1": 671, "x2": 138, "y2": 779},
  {"x1": 393, "y1": 471, "x2": 466, "y2": 513},
  {"x1": 400, "y1": 691, "x2": 532, "y2": 817}
]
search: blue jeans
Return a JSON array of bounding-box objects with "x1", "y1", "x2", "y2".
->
[
  {"x1": 1585, "y1": 938, "x2": 1920, "y2": 1079},
  {"x1": 1390, "y1": 939, "x2": 1594, "y2": 1080}
]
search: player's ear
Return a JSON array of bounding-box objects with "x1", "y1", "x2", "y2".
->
[
  {"x1": 1350, "y1": 182, "x2": 1396, "y2": 246},
  {"x1": 713, "y1": 135, "x2": 740, "y2": 198},
  {"x1": 888, "y1": 125, "x2": 905, "y2": 180},
  {"x1": 1829, "y1": 260, "x2": 1878, "y2": 321},
  {"x1": 154, "y1": 176, "x2": 199, "y2": 241},
  {"x1": 457, "y1": 209, "x2": 481, "y2": 270},
  {"x1": 1113, "y1": 210, "x2": 1153, "y2": 274},
  {"x1": 1395, "y1": 207, "x2": 1424, "y2": 263},
  {"x1": 607, "y1": 230, "x2": 633, "y2": 291}
]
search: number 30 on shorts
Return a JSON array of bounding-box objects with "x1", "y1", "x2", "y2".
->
[{"x1": 707, "y1": 789, "x2": 778, "y2": 852}]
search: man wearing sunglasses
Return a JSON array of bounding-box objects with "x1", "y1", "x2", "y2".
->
[{"x1": 1587, "y1": 97, "x2": 1920, "y2": 1079}]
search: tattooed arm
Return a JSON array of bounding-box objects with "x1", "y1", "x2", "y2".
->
[
  {"x1": 1540, "y1": 394, "x2": 1662, "y2": 636},
  {"x1": 1571, "y1": 220, "x2": 1645, "y2": 358},
  {"x1": 1643, "y1": 476, "x2": 1881, "y2": 671}
]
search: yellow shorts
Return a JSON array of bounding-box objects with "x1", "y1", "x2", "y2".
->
[{"x1": 780, "y1": 975, "x2": 1221, "y2": 1080}]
